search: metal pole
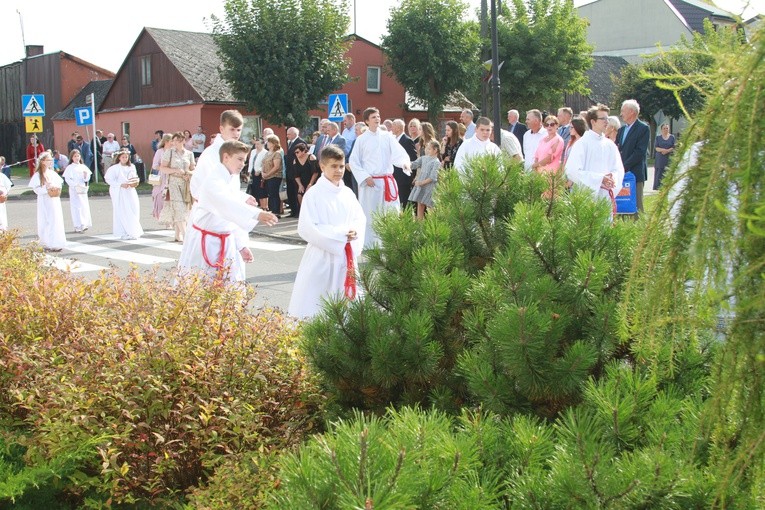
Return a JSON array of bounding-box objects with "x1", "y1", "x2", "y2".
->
[
  {"x1": 90, "y1": 93, "x2": 98, "y2": 183},
  {"x1": 491, "y1": 0, "x2": 501, "y2": 146}
]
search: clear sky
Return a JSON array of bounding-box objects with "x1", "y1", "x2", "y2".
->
[{"x1": 0, "y1": 0, "x2": 761, "y2": 73}]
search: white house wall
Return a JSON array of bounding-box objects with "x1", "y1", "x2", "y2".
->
[{"x1": 577, "y1": 0, "x2": 694, "y2": 63}]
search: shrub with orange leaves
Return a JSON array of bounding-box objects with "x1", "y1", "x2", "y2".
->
[{"x1": 0, "y1": 231, "x2": 324, "y2": 507}]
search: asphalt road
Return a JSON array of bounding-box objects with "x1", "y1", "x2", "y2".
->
[{"x1": 2, "y1": 189, "x2": 305, "y2": 312}]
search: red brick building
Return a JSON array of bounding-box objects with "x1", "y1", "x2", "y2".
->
[{"x1": 53, "y1": 28, "x2": 469, "y2": 161}]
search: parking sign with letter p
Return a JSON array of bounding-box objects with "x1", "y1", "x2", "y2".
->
[{"x1": 75, "y1": 107, "x2": 93, "y2": 126}]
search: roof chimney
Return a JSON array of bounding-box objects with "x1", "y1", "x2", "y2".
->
[{"x1": 25, "y1": 45, "x2": 44, "y2": 58}]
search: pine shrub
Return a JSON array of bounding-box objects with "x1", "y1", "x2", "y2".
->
[
  {"x1": 302, "y1": 158, "x2": 639, "y2": 417},
  {"x1": 271, "y1": 360, "x2": 716, "y2": 509},
  {"x1": 0, "y1": 231, "x2": 324, "y2": 507},
  {"x1": 269, "y1": 406, "x2": 502, "y2": 509}
]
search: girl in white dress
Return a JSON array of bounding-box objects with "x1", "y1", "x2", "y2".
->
[
  {"x1": 62, "y1": 149, "x2": 93, "y2": 233},
  {"x1": 28, "y1": 151, "x2": 67, "y2": 251},
  {"x1": 104, "y1": 149, "x2": 143, "y2": 240},
  {"x1": 0, "y1": 171, "x2": 12, "y2": 231}
]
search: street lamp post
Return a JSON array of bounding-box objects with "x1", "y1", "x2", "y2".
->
[{"x1": 490, "y1": 0, "x2": 501, "y2": 146}]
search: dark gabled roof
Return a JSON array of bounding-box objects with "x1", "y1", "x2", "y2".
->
[
  {"x1": 52, "y1": 79, "x2": 114, "y2": 120},
  {"x1": 666, "y1": 0, "x2": 735, "y2": 32},
  {"x1": 586, "y1": 55, "x2": 629, "y2": 104},
  {"x1": 145, "y1": 27, "x2": 239, "y2": 103}
]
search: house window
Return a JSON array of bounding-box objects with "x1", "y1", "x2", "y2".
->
[
  {"x1": 366, "y1": 66, "x2": 381, "y2": 92},
  {"x1": 242, "y1": 116, "x2": 263, "y2": 142},
  {"x1": 121, "y1": 123, "x2": 130, "y2": 139},
  {"x1": 140, "y1": 56, "x2": 152, "y2": 86}
]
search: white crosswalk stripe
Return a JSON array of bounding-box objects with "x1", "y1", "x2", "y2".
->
[
  {"x1": 43, "y1": 229, "x2": 301, "y2": 274},
  {"x1": 90, "y1": 234, "x2": 184, "y2": 252},
  {"x1": 151, "y1": 230, "x2": 302, "y2": 252},
  {"x1": 63, "y1": 240, "x2": 176, "y2": 265}
]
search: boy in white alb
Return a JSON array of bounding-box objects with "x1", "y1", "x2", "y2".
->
[
  {"x1": 349, "y1": 106, "x2": 411, "y2": 249},
  {"x1": 178, "y1": 141, "x2": 278, "y2": 283},
  {"x1": 289, "y1": 145, "x2": 366, "y2": 319},
  {"x1": 189, "y1": 110, "x2": 244, "y2": 202}
]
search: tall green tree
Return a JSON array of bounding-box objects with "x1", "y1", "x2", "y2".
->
[
  {"x1": 622, "y1": 25, "x2": 765, "y2": 508},
  {"x1": 212, "y1": 0, "x2": 350, "y2": 127},
  {"x1": 496, "y1": 0, "x2": 592, "y2": 112},
  {"x1": 382, "y1": 0, "x2": 481, "y2": 123}
]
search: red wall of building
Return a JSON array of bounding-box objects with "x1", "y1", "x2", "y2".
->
[
  {"x1": 59, "y1": 57, "x2": 114, "y2": 110},
  {"x1": 54, "y1": 103, "x2": 203, "y2": 164}
]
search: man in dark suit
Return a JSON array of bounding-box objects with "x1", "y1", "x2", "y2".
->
[
  {"x1": 616, "y1": 99, "x2": 650, "y2": 217},
  {"x1": 391, "y1": 119, "x2": 418, "y2": 207},
  {"x1": 325, "y1": 121, "x2": 347, "y2": 155},
  {"x1": 285, "y1": 126, "x2": 305, "y2": 217},
  {"x1": 557, "y1": 107, "x2": 573, "y2": 150},
  {"x1": 311, "y1": 119, "x2": 330, "y2": 158},
  {"x1": 507, "y1": 109, "x2": 527, "y2": 156}
]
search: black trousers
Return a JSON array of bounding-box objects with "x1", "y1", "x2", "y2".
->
[
  {"x1": 266, "y1": 178, "x2": 282, "y2": 215},
  {"x1": 285, "y1": 175, "x2": 299, "y2": 216},
  {"x1": 393, "y1": 166, "x2": 413, "y2": 207}
]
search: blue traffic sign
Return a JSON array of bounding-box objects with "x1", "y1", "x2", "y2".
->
[
  {"x1": 22, "y1": 94, "x2": 45, "y2": 117},
  {"x1": 328, "y1": 93, "x2": 348, "y2": 122},
  {"x1": 75, "y1": 107, "x2": 93, "y2": 126}
]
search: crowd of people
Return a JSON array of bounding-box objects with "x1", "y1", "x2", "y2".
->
[{"x1": 0, "y1": 98, "x2": 670, "y2": 321}]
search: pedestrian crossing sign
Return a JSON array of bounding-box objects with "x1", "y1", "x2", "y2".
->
[
  {"x1": 22, "y1": 94, "x2": 45, "y2": 117},
  {"x1": 328, "y1": 93, "x2": 348, "y2": 121},
  {"x1": 25, "y1": 116, "x2": 43, "y2": 133}
]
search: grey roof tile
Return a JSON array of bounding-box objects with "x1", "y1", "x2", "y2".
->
[
  {"x1": 52, "y1": 79, "x2": 114, "y2": 120},
  {"x1": 145, "y1": 27, "x2": 239, "y2": 103},
  {"x1": 586, "y1": 55, "x2": 629, "y2": 104}
]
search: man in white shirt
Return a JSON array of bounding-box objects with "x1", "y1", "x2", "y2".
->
[
  {"x1": 349, "y1": 107, "x2": 411, "y2": 248},
  {"x1": 499, "y1": 129, "x2": 523, "y2": 162},
  {"x1": 461, "y1": 109, "x2": 476, "y2": 139},
  {"x1": 564, "y1": 104, "x2": 624, "y2": 215},
  {"x1": 523, "y1": 109, "x2": 545, "y2": 171},
  {"x1": 102, "y1": 133, "x2": 121, "y2": 170},
  {"x1": 454, "y1": 116, "x2": 502, "y2": 174}
]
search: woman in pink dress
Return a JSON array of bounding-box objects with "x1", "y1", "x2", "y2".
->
[{"x1": 531, "y1": 115, "x2": 564, "y2": 173}]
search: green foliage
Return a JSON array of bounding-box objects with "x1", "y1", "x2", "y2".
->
[
  {"x1": 460, "y1": 189, "x2": 638, "y2": 417},
  {"x1": 611, "y1": 20, "x2": 744, "y2": 119},
  {"x1": 184, "y1": 450, "x2": 281, "y2": 510},
  {"x1": 302, "y1": 156, "x2": 639, "y2": 418},
  {"x1": 0, "y1": 232, "x2": 324, "y2": 507},
  {"x1": 212, "y1": 0, "x2": 350, "y2": 127},
  {"x1": 272, "y1": 362, "x2": 716, "y2": 509},
  {"x1": 621, "y1": 24, "x2": 765, "y2": 508},
  {"x1": 269, "y1": 407, "x2": 502, "y2": 509},
  {"x1": 0, "y1": 429, "x2": 92, "y2": 509},
  {"x1": 382, "y1": 0, "x2": 481, "y2": 123},
  {"x1": 496, "y1": 0, "x2": 593, "y2": 112},
  {"x1": 302, "y1": 206, "x2": 472, "y2": 412}
]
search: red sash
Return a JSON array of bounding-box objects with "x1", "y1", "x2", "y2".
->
[
  {"x1": 371, "y1": 174, "x2": 399, "y2": 203},
  {"x1": 601, "y1": 186, "x2": 617, "y2": 221},
  {"x1": 193, "y1": 224, "x2": 230, "y2": 275},
  {"x1": 344, "y1": 242, "x2": 357, "y2": 300}
]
